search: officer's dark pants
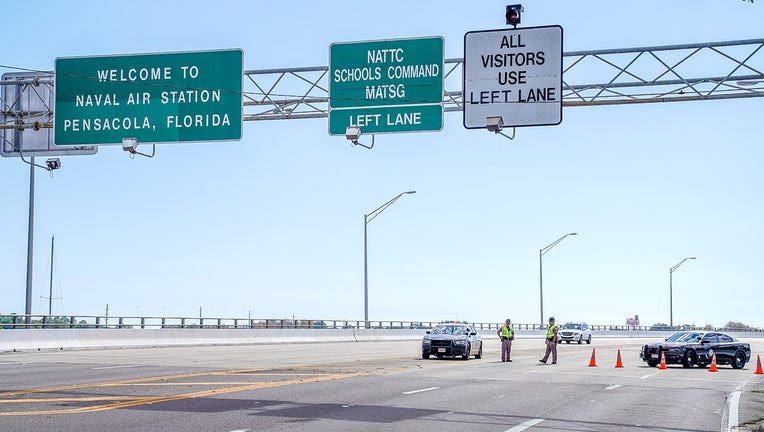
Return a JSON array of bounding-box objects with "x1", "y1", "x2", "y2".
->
[
  {"x1": 501, "y1": 339, "x2": 512, "y2": 361},
  {"x1": 542, "y1": 339, "x2": 557, "y2": 363}
]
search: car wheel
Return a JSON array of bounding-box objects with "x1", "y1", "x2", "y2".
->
[
  {"x1": 475, "y1": 343, "x2": 483, "y2": 359},
  {"x1": 731, "y1": 351, "x2": 746, "y2": 369},
  {"x1": 586, "y1": 335, "x2": 592, "y2": 344},
  {"x1": 647, "y1": 360, "x2": 659, "y2": 367},
  {"x1": 577, "y1": 335, "x2": 583, "y2": 344},
  {"x1": 422, "y1": 353, "x2": 430, "y2": 359},
  {"x1": 682, "y1": 351, "x2": 697, "y2": 368},
  {"x1": 462, "y1": 344, "x2": 471, "y2": 360}
]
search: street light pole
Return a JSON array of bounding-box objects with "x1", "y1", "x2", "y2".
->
[
  {"x1": 669, "y1": 257, "x2": 696, "y2": 327},
  {"x1": 364, "y1": 218, "x2": 368, "y2": 323},
  {"x1": 364, "y1": 191, "x2": 415, "y2": 328},
  {"x1": 25, "y1": 157, "x2": 36, "y2": 325},
  {"x1": 539, "y1": 232, "x2": 577, "y2": 327}
]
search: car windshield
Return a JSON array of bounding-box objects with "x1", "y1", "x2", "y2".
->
[
  {"x1": 666, "y1": 332, "x2": 703, "y2": 342},
  {"x1": 563, "y1": 323, "x2": 581, "y2": 330},
  {"x1": 432, "y1": 325, "x2": 469, "y2": 335}
]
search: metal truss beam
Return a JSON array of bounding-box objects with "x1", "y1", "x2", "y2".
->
[
  {"x1": 242, "y1": 38, "x2": 764, "y2": 121},
  {"x1": 3, "y1": 38, "x2": 764, "y2": 134}
]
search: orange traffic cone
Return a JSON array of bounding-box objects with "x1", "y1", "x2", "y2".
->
[
  {"x1": 615, "y1": 349, "x2": 624, "y2": 368},
  {"x1": 754, "y1": 355, "x2": 763, "y2": 375},
  {"x1": 708, "y1": 353, "x2": 718, "y2": 372},
  {"x1": 658, "y1": 351, "x2": 667, "y2": 370},
  {"x1": 588, "y1": 348, "x2": 597, "y2": 367}
]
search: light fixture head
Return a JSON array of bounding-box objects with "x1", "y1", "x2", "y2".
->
[
  {"x1": 486, "y1": 116, "x2": 504, "y2": 133},
  {"x1": 122, "y1": 137, "x2": 139, "y2": 153},
  {"x1": 45, "y1": 158, "x2": 61, "y2": 170},
  {"x1": 345, "y1": 127, "x2": 362, "y2": 141}
]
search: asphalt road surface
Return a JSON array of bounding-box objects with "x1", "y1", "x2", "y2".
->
[{"x1": 1, "y1": 337, "x2": 762, "y2": 431}]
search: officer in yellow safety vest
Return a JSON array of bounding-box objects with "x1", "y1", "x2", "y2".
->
[
  {"x1": 496, "y1": 318, "x2": 515, "y2": 362},
  {"x1": 539, "y1": 316, "x2": 559, "y2": 364}
]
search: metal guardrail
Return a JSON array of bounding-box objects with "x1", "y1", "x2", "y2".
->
[{"x1": 1, "y1": 314, "x2": 761, "y2": 333}]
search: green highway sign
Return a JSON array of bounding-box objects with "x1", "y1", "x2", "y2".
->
[
  {"x1": 329, "y1": 36, "x2": 444, "y2": 108},
  {"x1": 329, "y1": 104, "x2": 443, "y2": 135},
  {"x1": 54, "y1": 49, "x2": 242, "y2": 145},
  {"x1": 329, "y1": 36, "x2": 444, "y2": 135}
]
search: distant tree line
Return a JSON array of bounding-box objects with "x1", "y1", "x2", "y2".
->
[
  {"x1": 649, "y1": 321, "x2": 759, "y2": 331},
  {"x1": 724, "y1": 321, "x2": 755, "y2": 330}
]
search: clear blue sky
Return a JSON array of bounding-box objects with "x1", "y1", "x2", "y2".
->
[{"x1": 2, "y1": 1, "x2": 762, "y2": 328}]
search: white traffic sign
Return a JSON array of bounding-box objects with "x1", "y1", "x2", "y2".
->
[{"x1": 463, "y1": 25, "x2": 563, "y2": 129}]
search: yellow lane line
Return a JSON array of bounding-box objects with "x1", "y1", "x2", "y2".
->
[
  {"x1": 0, "y1": 371, "x2": 365, "y2": 416},
  {"x1": 0, "y1": 396, "x2": 153, "y2": 403},
  {"x1": 0, "y1": 368, "x2": 271, "y2": 398},
  {"x1": 231, "y1": 372, "x2": 335, "y2": 376},
  {"x1": 111, "y1": 382, "x2": 269, "y2": 386}
]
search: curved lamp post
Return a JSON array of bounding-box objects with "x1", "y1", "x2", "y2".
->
[
  {"x1": 539, "y1": 232, "x2": 577, "y2": 327},
  {"x1": 669, "y1": 257, "x2": 696, "y2": 327},
  {"x1": 364, "y1": 191, "x2": 415, "y2": 327}
]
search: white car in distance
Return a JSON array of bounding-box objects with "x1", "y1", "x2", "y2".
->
[{"x1": 558, "y1": 322, "x2": 592, "y2": 344}]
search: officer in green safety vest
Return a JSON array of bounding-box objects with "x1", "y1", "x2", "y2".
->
[
  {"x1": 496, "y1": 318, "x2": 515, "y2": 362},
  {"x1": 539, "y1": 316, "x2": 559, "y2": 364}
]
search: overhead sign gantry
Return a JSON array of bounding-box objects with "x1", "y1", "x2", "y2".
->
[{"x1": 3, "y1": 39, "x2": 763, "y2": 154}]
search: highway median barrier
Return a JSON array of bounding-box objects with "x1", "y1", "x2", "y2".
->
[{"x1": 2, "y1": 328, "x2": 763, "y2": 353}]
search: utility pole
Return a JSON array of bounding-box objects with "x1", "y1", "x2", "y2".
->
[
  {"x1": 40, "y1": 236, "x2": 63, "y2": 317},
  {"x1": 48, "y1": 236, "x2": 54, "y2": 315}
]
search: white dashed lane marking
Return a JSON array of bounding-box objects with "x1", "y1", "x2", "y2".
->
[
  {"x1": 92, "y1": 365, "x2": 143, "y2": 370},
  {"x1": 505, "y1": 418, "x2": 544, "y2": 432},
  {"x1": 727, "y1": 391, "x2": 740, "y2": 432},
  {"x1": 402, "y1": 387, "x2": 440, "y2": 395}
]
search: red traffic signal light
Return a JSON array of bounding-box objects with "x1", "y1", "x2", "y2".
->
[
  {"x1": 506, "y1": 4, "x2": 523, "y2": 26},
  {"x1": 506, "y1": 9, "x2": 518, "y2": 24}
]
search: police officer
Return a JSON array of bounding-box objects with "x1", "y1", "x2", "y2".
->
[
  {"x1": 539, "y1": 316, "x2": 559, "y2": 364},
  {"x1": 496, "y1": 318, "x2": 514, "y2": 362}
]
